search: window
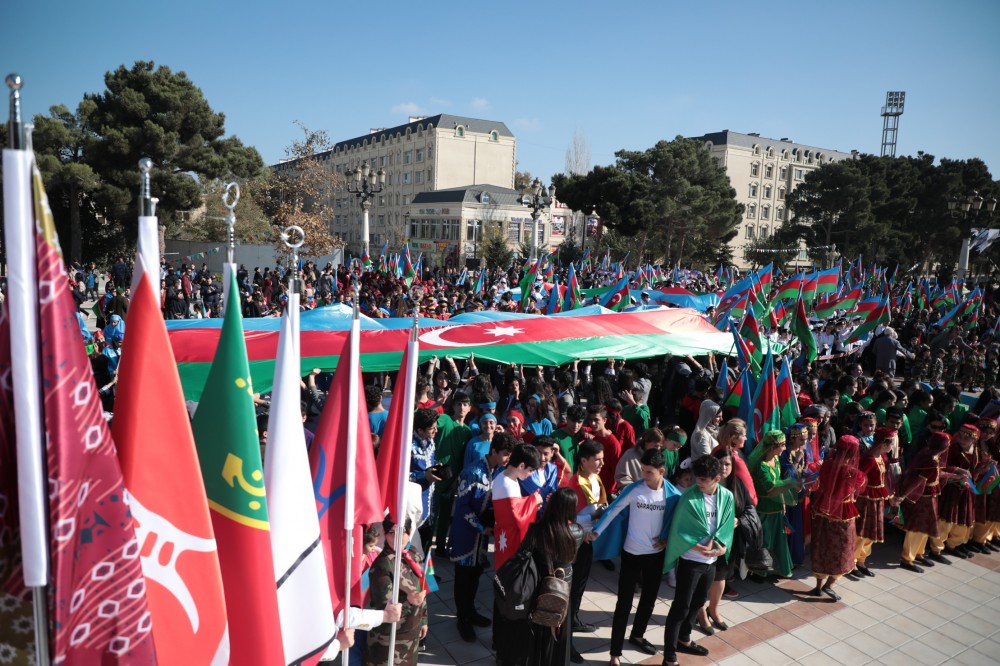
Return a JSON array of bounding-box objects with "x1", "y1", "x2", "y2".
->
[
  {"x1": 780, "y1": 166, "x2": 788, "y2": 180},
  {"x1": 490, "y1": 130, "x2": 499, "y2": 142},
  {"x1": 761, "y1": 205, "x2": 770, "y2": 220},
  {"x1": 379, "y1": 156, "x2": 386, "y2": 167},
  {"x1": 760, "y1": 225, "x2": 769, "y2": 237},
  {"x1": 335, "y1": 163, "x2": 343, "y2": 173},
  {"x1": 746, "y1": 225, "x2": 755, "y2": 239},
  {"x1": 415, "y1": 171, "x2": 423, "y2": 184},
  {"x1": 410, "y1": 220, "x2": 419, "y2": 238},
  {"x1": 416, "y1": 148, "x2": 424, "y2": 162},
  {"x1": 747, "y1": 204, "x2": 757, "y2": 219},
  {"x1": 766, "y1": 147, "x2": 774, "y2": 158},
  {"x1": 403, "y1": 195, "x2": 410, "y2": 205},
  {"x1": 764, "y1": 164, "x2": 774, "y2": 179},
  {"x1": 427, "y1": 146, "x2": 433, "y2": 159},
  {"x1": 508, "y1": 221, "x2": 520, "y2": 242},
  {"x1": 481, "y1": 193, "x2": 491, "y2": 205},
  {"x1": 378, "y1": 196, "x2": 386, "y2": 206},
  {"x1": 427, "y1": 168, "x2": 433, "y2": 183},
  {"x1": 781, "y1": 150, "x2": 789, "y2": 161},
  {"x1": 777, "y1": 207, "x2": 785, "y2": 221},
  {"x1": 794, "y1": 169, "x2": 805, "y2": 181},
  {"x1": 778, "y1": 187, "x2": 786, "y2": 200},
  {"x1": 403, "y1": 172, "x2": 412, "y2": 184},
  {"x1": 749, "y1": 183, "x2": 758, "y2": 197},
  {"x1": 752, "y1": 144, "x2": 760, "y2": 156},
  {"x1": 764, "y1": 185, "x2": 772, "y2": 199},
  {"x1": 403, "y1": 151, "x2": 412, "y2": 164},
  {"x1": 750, "y1": 162, "x2": 760, "y2": 177},
  {"x1": 455, "y1": 126, "x2": 465, "y2": 137},
  {"x1": 378, "y1": 214, "x2": 385, "y2": 226}
]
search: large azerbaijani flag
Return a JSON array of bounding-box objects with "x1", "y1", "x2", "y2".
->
[
  {"x1": 168, "y1": 308, "x2": 738, "y2": 401},
  {"x1": 191, "y1": 270, "x2": 285, "y2": 664}
]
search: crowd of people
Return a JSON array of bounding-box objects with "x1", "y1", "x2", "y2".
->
[{"x1": 68, "y1": 252, "x2": 1000, "y2": 666}]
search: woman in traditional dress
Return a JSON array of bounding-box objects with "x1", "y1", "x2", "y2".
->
[
  {"x1": 749, "y1": 431, "x2": 800, "y2": 578},
  {"x1": 780, "y1": 424, "x2": 810, "y2": 568},
  {"x1": 809, "y1": 435, "x2": 866, "y2": 601},
  {"x1": 897, "y1": 431, "x2": 951, "y2": 572},
  {"x1": 853, "y1": 427, "x2": 896, "y2": 577}
]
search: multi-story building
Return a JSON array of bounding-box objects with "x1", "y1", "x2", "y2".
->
[
  {"x1": 688, "y1": 130, "x2": 855, "y2": 267},
  {"x1": 406, "y1": 186, "x2": 577, "y2": 267},
  {"x1": 274, "y1": 114, "x2": 516, "y2": 254}
]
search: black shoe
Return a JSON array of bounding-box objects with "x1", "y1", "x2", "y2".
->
[
  {"x1": 419, "y1": 639, "x2": 427, "y2": 652},
  {"x1": 573, "y1": 620, "x2": 596, "y2": 633},
  {"x1": 807, "y1": 587, "x2": 823, "y2": 597},
  {"x1": 470, "y1": 612, "x2": 491, "y2": 627},
  {"x1": 709, "y1": 615, "x2": 729, "y2": 631},
  {"x1": 695, "y1": 619, "x2": 714, "y2": 635},
  {"x1": 927, "y1": 548, "x2": 965, "y2": 564},
  {"x1": 628, "y1": 636, "x2": 657, "y2": 655},
  {"x1": 821, "y1": 586, "x2": 842, "y2": 602},
  {"x1": 570, "y1": 647, "x2": 585, "y2": 664},
  {"x1": 966, "y1": 542, "x2": 986, "y2": 554},
  {"x1": 942, "y1": 547, "x2": 965, "y2": 561},
  {"x1": 900, "y1": 560, "x2": 924, "y2": 573},
  {"x1": 915, "y1": 554, "x2": 936, "y2": 567},
  {"x1": 957, "y1": 544, "x2": 975, "y2": 557},
  {"x1": 987, "y1": 541, "x2": 1000, "y2": 553},
  {"x1": 599, "y1": 559, "x2": 616, "y2": 571},
  {"x1": 856, "y1": 564, "x2": 876, "y2": 578},
  {"x1": 845, "y1": 570, "x2": 861, "y2": 580},
  {"x1": 676, "y1": 641, "x2": 709, "y2": 657},
  {"x1": 457, "y1": 621, "x2": 476, "y2": 643}
]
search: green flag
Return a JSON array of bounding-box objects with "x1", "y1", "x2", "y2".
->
[
  {"x1": 790, "y1": 298, "x2": 817, "y2": 364},
  {"x1": 191, "y1": 269, "x2": 285, "y2": 663}
]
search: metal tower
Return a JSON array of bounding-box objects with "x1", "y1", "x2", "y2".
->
[{"x1": 880, "y1": 91, "x2": 905, "y2": 157}]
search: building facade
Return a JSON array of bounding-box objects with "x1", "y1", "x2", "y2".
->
[
  {"x1": 688, "y1": 131, "x2": 855, "y2": 267},
  {"x1": 274, "y1": 114, "x2": 516, "y2": 254},
  {"x1": 407, "y1": 186, "x2": 574, "y2": 268}
]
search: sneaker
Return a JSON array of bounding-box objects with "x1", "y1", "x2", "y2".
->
[{"x1": 723, "y1": 585, "x2": 739, "y2": 598}]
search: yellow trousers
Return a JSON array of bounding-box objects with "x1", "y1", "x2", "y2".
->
[
  {"x1": 902, "y1": 531, "x2": 929, "y2": 563},
  {"x1": 854, "y1": 536, "x2": 875, "y2": 566},
  {"x1": 973, "y1": 521, "x2": 1000, "y2": 543},
  {"x1": 931, "y1": 521, "x2": 972, "y2": 552}
]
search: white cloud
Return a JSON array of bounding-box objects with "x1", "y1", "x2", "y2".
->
[
  {"x1": 514, "y1": 117, "x2": 541, "y2": 130},
  {"x1": 391, "y1": 102, "x2": 427, "y2": 116},
  {"x1": 471, "y1": 97, "x2": 492, "y2": 110}
]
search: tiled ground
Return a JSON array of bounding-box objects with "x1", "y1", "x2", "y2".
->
[{"x1": 420, "y1": 529, "x2": 1000, "y2": 665}]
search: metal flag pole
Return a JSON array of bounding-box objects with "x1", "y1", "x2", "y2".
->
[
  {"x1": 341, "y1": 279, "x2": 362, "y2": 666},
  {"x1": 221, "y1": 182, "x2": 239, "y2": 315},
  {"x1": 386, "y1": 312, "x2": 420, "y2": 666},
  {"x1": 4, "y1": 73, "x2": 51, "y2": 666},
  {"x1": 134, "y1": 158, "x2": 160, "y2": 296}
]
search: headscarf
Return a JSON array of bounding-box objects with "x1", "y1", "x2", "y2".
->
[
  {"x1": 504, "y1": 409, "x2": 525, "y2": 439},
  {"x1": 813, "y1": 435, "x2": 866, "y2": 515},
  {"x1": 695, "y1": 400, "x2": 722, "y2": 434}
]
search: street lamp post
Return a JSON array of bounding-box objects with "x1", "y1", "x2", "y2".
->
[
  {"x1": 951, "y1": 191, "x2": 997, "y2": 283},
  {"x1": 521, "y1": 177, "x2": 556, "y2": 261},
  {"x1": 344, "y1": 160, "x2": 386, "y2": 257}
]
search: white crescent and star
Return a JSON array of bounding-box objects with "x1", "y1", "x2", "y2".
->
[{"x1": 418, "y1": 324, "x2": 523, "y2": 348}]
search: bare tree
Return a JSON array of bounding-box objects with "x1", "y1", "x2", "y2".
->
[{"x1": 564, "y1": 128, "x2": 592, "y2": 176}]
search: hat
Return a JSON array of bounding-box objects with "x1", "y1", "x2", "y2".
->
[{"x1": 874, "y1": 426, "x2": 897, "y2": 444}]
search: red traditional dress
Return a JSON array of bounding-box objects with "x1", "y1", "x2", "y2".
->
[{"x1": 856, "y1": 452, "x2": 891, "y2": 543}]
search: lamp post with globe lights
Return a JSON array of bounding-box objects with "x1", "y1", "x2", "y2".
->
[
  {"x1": 951, "y1": 191, "x2": 997, "y2": 283},
  {"x1": 521, "y1": 177, "x2": 556, "y2": 261},
  {"x1": 345, "y1": 161, "x2": 386, "y2": 257}
]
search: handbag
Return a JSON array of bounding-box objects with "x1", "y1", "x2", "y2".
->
[{"x1": 529, "y1": 553, "x2": 571, "y2": 628}]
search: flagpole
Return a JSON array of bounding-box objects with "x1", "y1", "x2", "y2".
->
[
  {"x1": 341, "y1": 281, "x2": 361, "y2": 666},
  {"x1": 387, "y1": 315, "x2": 419, "y2": 666},
  {"x1": 135, "y1": 158, "x2": 160, "y2": 296},
  {"x1": 221, "y1": 182, "x2": 239, "y2": 314}
]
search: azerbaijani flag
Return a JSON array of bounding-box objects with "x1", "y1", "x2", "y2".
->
[
  {"x1": 814, "y1": 286, "x2": 862, "y2": 318},
  {"x1": 776, "y1": 357, "x2": 800, "y2": 428},
  {"x1": 791, "y1": 297, "x2": 818, "y2": 364},
  {"x1": 844, "y1": 297, "x2": 890, "y2": 344},
  {"x1": 751, "y1": 347, "x2": 781, "y2": 444},
  {"x1": 771, "y1": 272, "x2": 805, "y2": 301},
  {"x1": 806, "y1": 266, "x2": 839, "y2": 295},
  {"x1": 564, "y1": 262, "x2": 582, "y2": 311},
  {"x1": 473, "y1": 268, "x2": 486, "y2": 295}
]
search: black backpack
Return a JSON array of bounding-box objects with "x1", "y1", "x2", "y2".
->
[{"x1": 493, "y1": 544, "x2": 539, "y2": 622}]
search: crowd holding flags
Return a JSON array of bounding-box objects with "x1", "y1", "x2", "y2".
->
[{"x1": 0, "y1": 77, "x2": 438, "y2": 665}]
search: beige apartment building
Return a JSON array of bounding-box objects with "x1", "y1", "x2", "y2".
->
[
  {"x1": 688, "y1": 131, "x2": 855, "y2": 268},
  {"x1": 274, "y1": 114, "x2": 517, "y2": 255}
]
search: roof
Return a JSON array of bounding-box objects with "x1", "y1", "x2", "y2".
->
[
  {"x1": 410, "y1": 185, "x2": 523, "y2": 206},
  {"x1": 686, "y1": 130, "x2": 854, "y2": 159},
  {"x1": 328, "y1": 114, "x2": 513, "y2": 154}
]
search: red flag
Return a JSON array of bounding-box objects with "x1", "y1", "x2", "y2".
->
[
  {"x1": 376, "y1": 342, "x2": 416, "y2": 523},
  {"x1": 492, "y1": 476, "x2": 540, "y2": 570},
  {"x1": 114, "y1": 270, "x2": 229, "y2": 664},
  {"x1": 309, "y1": 329, "x2": 384, "y2": 616},
  {"x1": 34, "y1": 167, "x2": 156, "y2": 663}
]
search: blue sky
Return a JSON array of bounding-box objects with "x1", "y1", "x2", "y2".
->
[{"x1": 4, "y1": 0, "x2": 999, "y2": 185}]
